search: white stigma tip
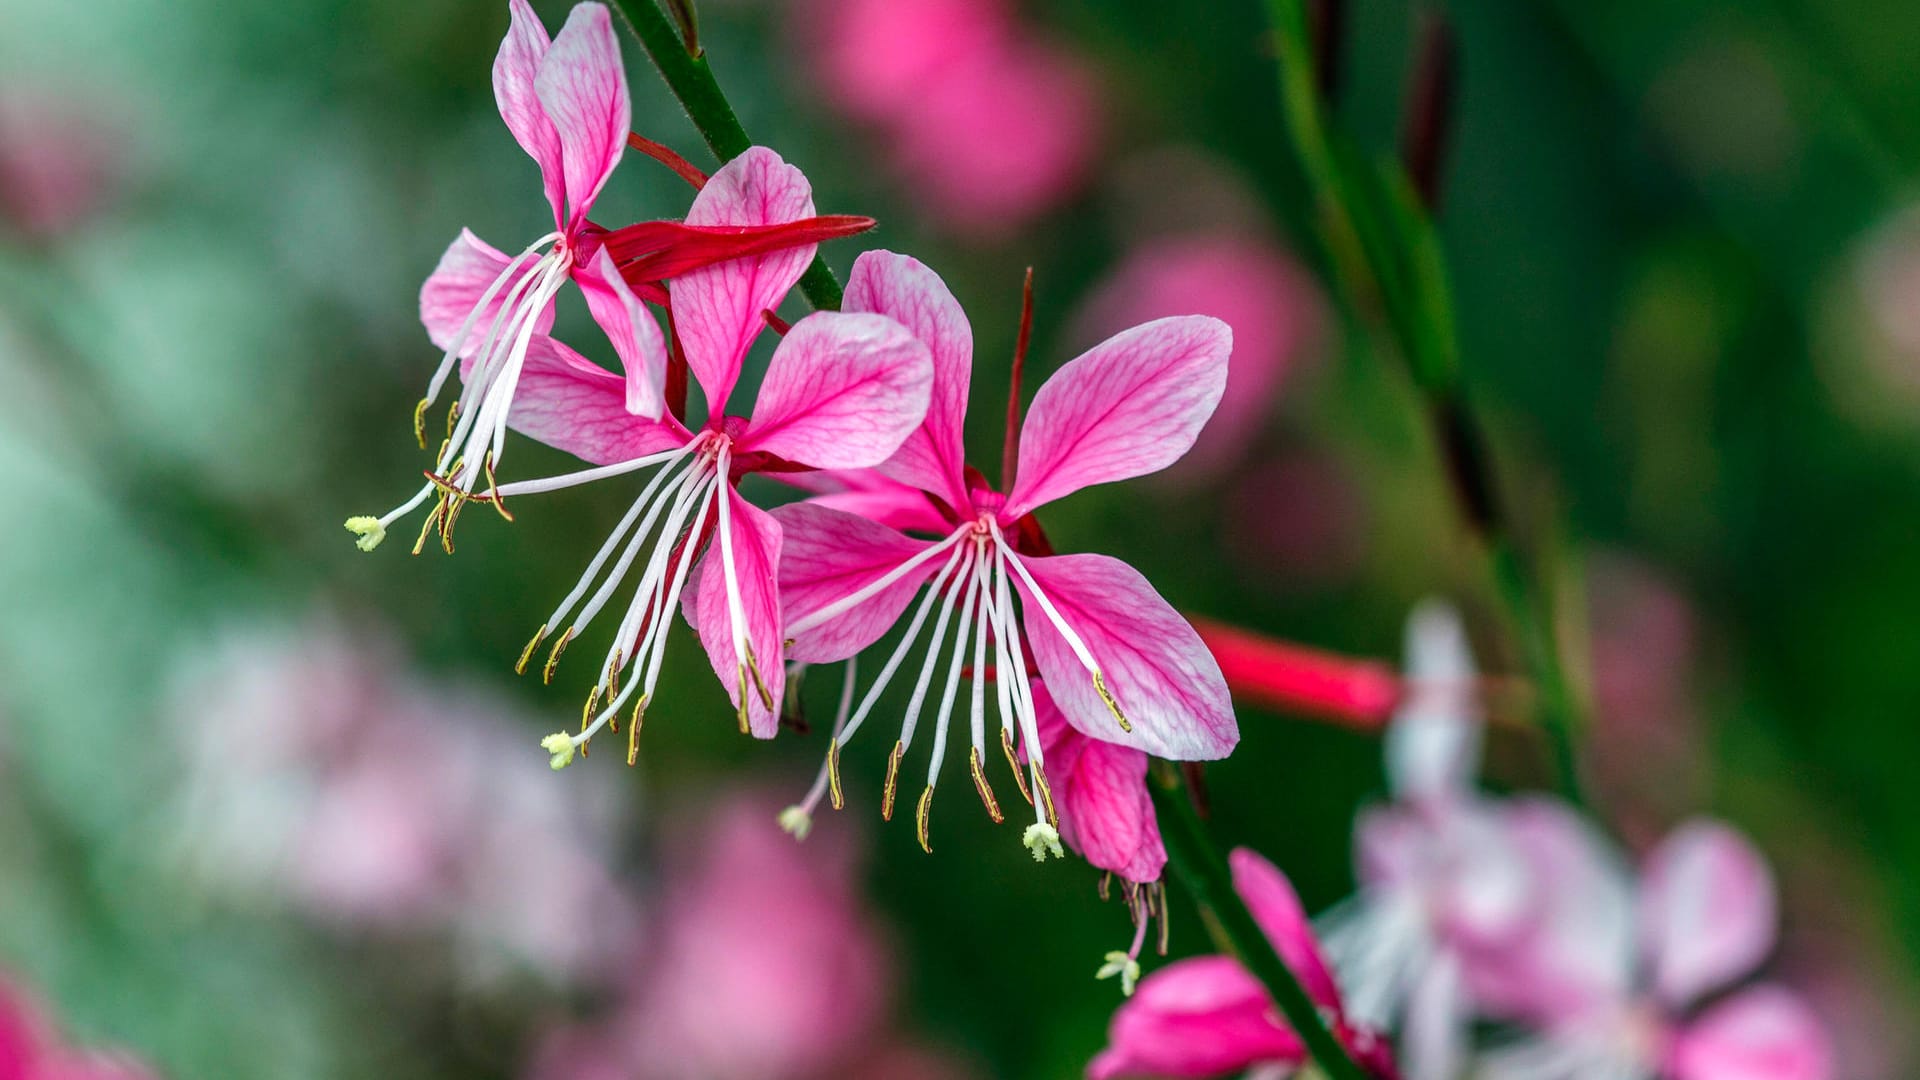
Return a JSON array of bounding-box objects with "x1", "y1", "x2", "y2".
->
[
  {"x1": 1023, "y1": 823, "x2": 1065, "y2": 862},
  {"x1": 344, "y1": 516, "x2": 386, "y2": 552},
  {"x1": 1095, "y1": 950, "x2": 1142, "y2": 997},
  {"x1": 778, "y1": 806, "x2": 813, "y2": 840},
  {"x1": 540, "y1": 732, "x2": 576, "y2": 770}
]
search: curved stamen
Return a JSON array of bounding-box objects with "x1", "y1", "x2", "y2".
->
[
  {"x1": 991, "y1": 521, "x2": 1133, "y2": 734},
  {"x1": 784, "y1": 526, "x2": 972, "y2": 638}
]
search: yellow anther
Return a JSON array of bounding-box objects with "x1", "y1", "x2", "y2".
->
[
  {"x1": 412, "y1": 398, "x2": 431, "y2": 450},
  {"x1": 735, "y1": 665, "x2": 751, "y2": 734},
  {"x1": 626, "y1": 696, "x2": 646, "y2": 766},
  {"x1": 445, "y1": 399, "x2": 460, "y2": 439},
  {"x1": 915, "y1": 785, "x2": 935, "y2": 853},
  {"x1": 543, "y1": 627, "x2": 575, "y2": 685},
  {"x1": 516, "y1": 624, "x2": 549, "y2": 676},
  {"x1": 881, "y1": 741, "x2": 904, "y2": 821},
  {"x1": 1032, "y1": 762, "x2": 1059, "y2": 828},
  {"x1": 438, "y1": 494, "x2": 467, "y2": 554},
  {"x1": 969, "y1": 748, "x2": 1004, "y2": 823},
  {"x1": 826, "y1": 739, "x2": 844, "y2": 811},
  {"x1": 580, "y1": 685, "x2": 602, "y2": 733},
  {"x1": 541, "y1": 732, "x2": 576, "y2": 770},
  {"x1": 410, "y1": 499, "x2": 447, "y2": 556},
  {"x1": 1093, "y1": 671, "x2": 1132, "y2": 733},
  {"x1": 1001, "y1": 728, "x2": 1033, "y2": 806},
  {"x1": 605, "y1": 650, "x2": 624, "y2": 701},
  {"x1": 743, "y1": 644, "x2": 775, "y2": 710},
  {"x1": 482, "y1": 451, "x2": 514, "y2": 522},
  {"x1": 344, "y1": 516, "x2": 386, "y2": 553}
]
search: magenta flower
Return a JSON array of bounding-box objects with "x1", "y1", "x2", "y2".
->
[
  {"x1": 0, "y1": 976, "x2": 159, "y2": 1080},
  {"x1": 432, "y1": 151, "x2": 932, "y2": 764},
  {"x1": 769, "y1": 250, "x2": 1235, "y2": 859},
  {"x1": 348, "y1": 0, "x2": 668, "y2": 551},
  {"x1": 1088, "y1": 848, "x2": 1398, "y2": 1080},
  {"x1": 1479, "y1": 818, "x2": 1833, "y2": 1080}
]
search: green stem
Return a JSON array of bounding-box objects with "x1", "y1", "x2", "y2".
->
[
  {"x1": 1262, "y1": 0, "x2": 1586, "y2": 802},
  {"x1": 1148, "y1": 765, "x2": 1371, "y2": 1080},
  {"x1": 611, "y1": 0, "x2": 845, "y2": 310}
]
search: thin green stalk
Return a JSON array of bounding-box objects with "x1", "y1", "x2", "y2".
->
[
  {"x1": 1148, "y1": 765, "x2": 1371, "y2": 1080},
  {"x1": 610, "y1": 0, "x2": 845, "y2": 310},
  {"x1": 1262, "y1": 0, "x2": 1586, "y2": 802}
]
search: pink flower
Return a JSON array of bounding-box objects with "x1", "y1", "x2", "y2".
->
[
  {"x1": 352, "y1": 1, "x2": 661, "y2": 549},
  {"x1": 1087, "y1": 849, "x2": 1397, "y2": 1080},
  {"x1": 1480, "y1": 819, "x2": 1833, "y2": 1080},
  {"x1": 167, "y1": 618, "x2": 639, "y2": 986},
  {"x1": 1319, "y1": 603, "x2": 1546, "y2": 1080},
  {"x1": 0, "y1": 976, "x2": 159, "y2": 1080},
  {"x1": 800, "y1": 0, "x2": 1098, "y2": 234},
  {"x1": 770, "y1": 250, "x2": 1235, "y2": 860},
  {"x1": 1072, "y1": 235, "x2": 1325, "y2": 478},
  {"x1": 394, "y1": 147, "x2": 932, "y2": 762},
  {"x1": 525, "y1": 789, "x2": 893, "y2": 1080},
  {"x1": 1034, "y1": 681, "x2": 1165, "y2": 886},
  {"x1": 0, "y1": 92, "x2": 119, "y2": 240}
]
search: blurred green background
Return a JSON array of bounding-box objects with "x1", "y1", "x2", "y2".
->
[{"x1": 1, "y1": 0, "x2": 1917, "y2": 1076}]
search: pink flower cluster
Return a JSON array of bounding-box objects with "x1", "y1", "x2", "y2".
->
[
  {"x1": 352, "y1": 1, "x2": 1237, "y2": 879},
  {"x1": 526, "y1": 789, "x2": 975, "y2": 1080},
  {"x1": 1085, "y1": 602, "x2": 1834, "y2": 1080},
  {"x1": 0, "y1": 976, "x2": 157, "y2": 1080},
  {"x1": 166, "y1": 618, "x2": 638, "y2": 987},
  {"x1": 798, "y1": 0, "x2": 1101, "y2": 235}
]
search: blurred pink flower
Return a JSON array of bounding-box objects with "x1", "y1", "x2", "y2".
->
[
  {"x1": 1480, "y1": 819, "x2": 1833, "y2": 1080},
  {"x1": 166, "y1": 617, "x2": 638, "y2": 987},
  {"x1": 800, "y1": 0, "x2": 1099, "y2": 234},
  {"x1": 1088, "y1": 848, "x2": 1397, "y2": 1080},
  {"x1": 0, "y1": 93, "x2": 118, "y2": 241},
  {"x1": 1223, "y1": 448, "x2": 1367, "y2": 588},
  {"x1": 1072, "y1": 235, "x2": 1326, "y2": 479},
  {"x1": 526, "y1": 788, "x2": 917, "y2": 1080},
  {"x1": 0, "y1": 976, "x2": 159, "y2": 1080}
]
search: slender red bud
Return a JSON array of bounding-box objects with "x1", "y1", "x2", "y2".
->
[
  {"x1": 625, "y1": 131, "x2": 709, "y2": 190},
  {"x1": 1001, "y1": 267, "x2": 1035, "y2": 491},
  {"x1": 762, "y1": 308, "x2": 792, "y2": 336},
  {"x1": 1190, "y1": 616, "x2": 1400, "y2": 729},
  {"x1": 602, "y1": 216, "x2": 877, "y2": 287}
]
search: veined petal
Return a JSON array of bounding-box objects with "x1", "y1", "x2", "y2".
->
[
  {"x1": 1088, "y1": 955, "x2": 1307, "y2": 1080},
  {"x1": 1667, "y1": 985, "x2": 1833, "y2": 1080},
  {"x1": 574, "y1": 246, "x2": 668, "y2": 420},
  {"x1": 771, "y1": 503, "x2": 938, "y2": 664},
  {"x1": 687, "y1": 487, "x2": 785, "y2": 738},
  {"x1": 1228, "y1": 848, "x2": 1344, "y2": 1012},
  {"x1": 1036, "y1": 685, "x2": 1165, "y2": 883},
  {"x1": 674, "y1": 147, "x2": 817, "y2": 413},
  {"x1": 1005, "y1": 315, "x2": 1231, "y2": 518},
  {"x1": 739, "y1": 312, "x2": 933, "y2": 469},
  {"x1": 1640, "y1": 819, "x2": 1778, "y2": 1009},
  {"x1": 845, "y1": 250, "x2": 973, "y2": 509},
  {"x1": 421, "y1": 228, "x2": 554, "y2": 355},
  {"x1": 533, "y1": 2, "x2": 629, "y2": 230},
  {"x1": 1013, "y1": 552, "x2": 1236, "y2": 760},
  {"x1": 509, "y1": 337, "x2": 691, "y2": 464},
  {"x1": 494, "y1": 0, "x2": 564, "y2": 223}
]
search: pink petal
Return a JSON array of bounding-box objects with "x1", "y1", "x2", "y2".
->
[
  {"x1": 1467, "y1": 796, "x2": 1635, "y2": 1024},
  {"x1": 1668, "y1": 986, "x2": 1833, "y2": 1080},
  {"x1": 1228, "y1": 848, "x2": 1344, "y2": 1012},
  {"x1": 1036, "y1": 684, "x2": 1165, "y2": 883},
  {"x1": 1013, "y1": 552, "x2": 1236, "y2": 760},
  {"x1": 509, "y1": 336, "x2": 691, "y2": 464},
  {"x1": 532, "y1": 2, "x2": 628, "y2": 229},
  {"x1": 1384, "y1": 600, "x2": 1483, "y2": 806},
  {"x1": 1640, "y1": 819, "x2": 1779, "y2": 1008},
  {"x1": 772, "y1": 502, "x2": 939, "y2": 664},
  {"x1": 674, "y1": 147, "x2": 818, "y2": 414},
  {"x1": 739, "y1": 311, "x2": 933, "y2": 469},
  {"x1": 420, "y1": 228, "x2": 554, "y2": 355},
  {"x1": 1088, "y1": 955, "x2": 1306, "y2": 1080},
  {"x1": 844, "y1": 250, "x2": 973, "y2": 509},
  {"x1": 686, "y1": 487, "x2": 786, "y2": 738},
  {"x1": 493, "y1": 0, "x2": 564, "y2": 223},
  {"x1": 1004, "y1": 315, "x2": 1231, "y2": 518},
  {"x1": 573, "y1": 246, "x2": 668, "y2": 420}
]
